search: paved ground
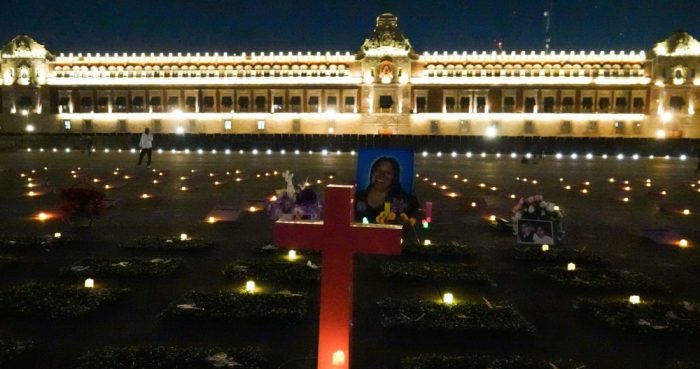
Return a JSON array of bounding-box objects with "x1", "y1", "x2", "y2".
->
[{"x1": 1, "y1": 150, "x2": 700, "y2": 368}]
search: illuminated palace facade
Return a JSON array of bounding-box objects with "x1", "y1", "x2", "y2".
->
[{"x1": 1, "y1": 13, "x2": 699, "y2": 138}]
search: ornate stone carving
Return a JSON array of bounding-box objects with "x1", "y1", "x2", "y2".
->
[
  {"x1": 356, "y1": 13, "x2": 418, "y2": 60},
  {"x1": 652, "y1": 30, "x2": 700, "y2": 57}
]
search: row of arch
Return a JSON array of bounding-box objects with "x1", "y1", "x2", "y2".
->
[
  {"x1": 424, "y1": 63, "x2": 645, "y2": 78},
  {"x1": 52, "y1": 64, "x2": 352, "y2": 79}
]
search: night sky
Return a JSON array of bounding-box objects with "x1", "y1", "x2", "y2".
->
[{"x1": 2, "y1": 0, "x2": 699, "y2": 54}]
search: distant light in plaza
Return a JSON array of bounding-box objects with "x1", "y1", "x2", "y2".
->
[
  {"x1": 25, "y1": 124, "x2": 34, "y2": 132},
  {"x1": 279, "y1": 149, "x2": 285, "y2": 155},
  {"x1": 442, "y1": 292, "x2": 454, "y2": 305},
  {"x1": 225, "y1": 149, "x2": 231, "y2": 154},
  {"x1": 266, "y1": 149, "x2": 272, "y2": 155},
  {"x1": 655, "y1": 129, "x2": 667, "y2": 139},
  {"x1": 65, "y1": 148, "x2": 71, "y2": 153},
  {"x1": 84, "y1": 278, "x2": 94, "y2": 289},
  {"x1": 180, "y1": 233, "x2": 189, "y2": 241},
  {"x1": 157, "y1": 149, "x2": 163, "y2": 153},
  {"x1": 541, "y1": 244, "x2": 550, "y2": 252},
  {"x1": 555, "y1": 153, "x2": 562, "y2": 159},
  {"x1": 632, "y1": 154, "x2": 639, "y2": 160},
  {"x1": 437, "y1": 151, "x2": 442, "y2": 157},
  {"x1": 321, "y1": 149, "x2": 328, "y2": 156},
  {"x1": 567, "y1": 263, "x2": 576, "y2": 271},
  {"x1": 287, "y1": 249, "x2": 298, "y2": 261},
  {"x1": 197, "y1": 149, "x2": 203, "y2": 154},
  {"x1": 629, "y1": 295, "x2": 641, "y2": 304},
  {"x1": 252, "y1": 149, "x2": 258, "y2": 155},
  {"x1": 602, "y1": 154, "x2": 608, "y2": 159},
  {"x1": 245, "y1": 280, "x2": 256, "y2": 293},
  {"x1": 481, "y1": 152, "x2": 486, "y2": 158},
  {"x1": 176, "y1": 126, "x2": 185, "y2": 135},
  {"x1": 617, "y1": 154, "x2": 624, "y2": 160},
  {"x1": 351, "y1": 150, "x2": 356, "y2": 155},
  {"x1": 586, "y1": 153, "x2": 593, "y2": 159},
  {"x1": 451, "y1": 151, "x2": 457, "y2": 157},
  {"x1": 571, "y1": 153, "x2": 578, "y2": 159},
  {"x1": 422, "y1": 151, "x2": 428, "y2": 157},
  {"x1": 680, "y1": 154, "x2": 687, "y2": 161},
  {"x1": 466, "y1": 151, "x2": 472, "y2": 158},
  {"x1": 294, "y1": 149, "x2": 300, "y2": 155},
  {"x1": 211, "y1": 149, "x2": 217, "y2": 154}
]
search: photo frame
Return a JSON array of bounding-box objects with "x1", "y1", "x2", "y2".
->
[
  {"x1": 356, "y1": 148, "x2": 414, "y2": 194},
  {"x1": 517, "y1": 219, "x2": 555, "y2": 245}
]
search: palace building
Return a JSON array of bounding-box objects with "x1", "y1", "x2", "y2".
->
[{"x1": 1, "y1": 13, "x2": 699, "y2": 138}]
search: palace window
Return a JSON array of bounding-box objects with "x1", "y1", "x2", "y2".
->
[
  {"x1": 131, "y1": 97, "x2": 145, "y2": 112},
  {"x1": 344, "y1": 96, "x2": 355, "y2": 112},
  {"x1": 257, "y1": 120, "x2": 265, "y2": 130},
  {"x1": 167, "y1": 96, "x2": 179, "y2": 111},
  {"x1": 581, "y1": 97, "x2": 593, "y2": 112},
  {"x1": 542, "y1": 97, "x2": 555, "y2": 113},
  {"x1": 416, "y1": 97, "x2": 426, "y2": 113},
  {"x1": 633, "y1": 121, "x2": 642, "y2": 134},
  {"x1": 503, "y1": 96, "x2": 515, "y2": 113},
  {"x1": 254, "y1": 96, "x2": 266, "y2": 112},
  {"x1": 475, "y1": 97, "x2": 486, "y2": 113},
  {"x1": 83, "y1": 119, "x2": 93, "y2": 132},
  {"x1": 326, "y1": 96, "x2": 338, "y2": 112},
  {"x1": 290, "y1": 96, "x2": 302, "y2": 112},
  {"x1": 669, "y1": 96, "x2": 686, "y2": 112},
  {"x1": 114, "y1": 97, "x2": 127, "y2": 112},
  {"x1": 430, "y1": 120, "x2": 439, "y2": 134},
  {"x1": 221, "y1": 96, "x2": 233, "y2": 111},
  {"x1": 238, "y1": 96, "x2": 250, "y2": 112},
  {"x1": 379, "y1": 95, "x2": 393, "y2": 112},
  {"x1": 524, "y1": 120, "x2": 534, "y2": 134},
  {"x1": 598, "y1": 97, "x2": 610, "y2": 112},
  {"x1": 96, "y1": 97, "x2": 109, "y2": 113},
  {"x1": 560, "y1": 121, "x2": 572, "y2": 134},
  {"x1": 308, "y1": 96, "x2": 320, "y2": 112},
  {"x1": 63, "y1": 120, "x2": 71, "y2": 130},
  {"x1": 445, "y1": 97, "x2": 456, "y2": 112},
  {"x1": 273, "y1": 96, "x2": 284, "y2": 112},
  {"x1": 614, "y1": 121, "x2": 625, "y2": 134},
  {"x1": 149, "y1": 96, "x2": 162, "y2": 112},
  {"x1": 459, "y1": 97, "x2": 470, "y2": 112},
  {"x1": 202, "y1": 96, "x2": 215, "y2": 112},
  {"x1": 223, "y1": 119, "x2": 232, "y2": 131},
  {"x1": 561, "y1": 97, "x2": 574, "y2": 113},
  {"x1": 524, "y1": 97, "x2": 536, "y2": 113},
  {"x1": 185, "y1": 96, "x2": 196, "y2": 112},
  {"x1": 80, "y1": 97, "x2": 93, "y2": 113},
  {"x1": 587, "y1": 121, "x2": 598, "y2": 133},
  {"x1": 459, "y1": 120, "x2": 470, "y2": 133},
  {"x1": 632, "y1": 97, "x2": 645, "y2": 113},
  {"x1": 58, "y1": 97, "x2": 70, "y2": 113},
  {"x1": 614, "y1": 97, "x2": 627, "y2": 113}
]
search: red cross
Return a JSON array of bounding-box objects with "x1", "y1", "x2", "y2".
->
[{"x1": 274, "y1": 185, "x2": 403, "y2": 369}]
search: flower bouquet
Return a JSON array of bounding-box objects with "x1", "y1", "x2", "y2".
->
[
  {"x1": 511, "y1": 195, "x2": 565, "y2": 241},
  {"x1": 266, "y1": 171, "x2": 322, "y2": 221},
  {"x1": 373, "y1": 198, "x2": 417, "y2": 226},
  {"x1": 58, "y1": 187, "x2": 107, "y2": 228}
]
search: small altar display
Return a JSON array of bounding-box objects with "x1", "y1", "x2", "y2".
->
[
  {"x1": 511, "y1": 195, "x2": 565, "y2": 244},
  {"x1": 266, "y1": 171, "x2": 322, "y2": 221}
]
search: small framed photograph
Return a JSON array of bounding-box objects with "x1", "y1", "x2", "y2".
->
[{"x1": 517, "y1": 219, "x2": 555, "y2": 245}]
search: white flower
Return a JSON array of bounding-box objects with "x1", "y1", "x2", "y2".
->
[
  {"x1": 527, "y1": 205, "x2": 535, "y2": 213},
  {"x1": 539, "y1": 201, "x2": 548, "y2": 208},
  {"x1": 546, "y1": 203, "x2": 555, "y2": 212}
]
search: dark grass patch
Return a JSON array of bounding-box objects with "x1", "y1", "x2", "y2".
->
[
  {"x1": 380, "y1": 261, "x2": 495, "y2": 286},
  {"x1": 574, "y1": 299, "x2": 700, "y2": 335},
  {"x1": 667, "y1": 362, "x2": 700, "y2": 369},
  {"x1": 0, "y1": 256, "x2": 19, "y2": 270},
  {"x1": 222, "y1": 260, "x2": 319, "y2": 282},
  {"x1": 75, "y1": 346, "x2": 267, "y2": 369},
  {"x1": 512, "y1": 245, "x2": 611, "y2": 267},
  {"x1": 0, "y1": 339, "x2": 35, "y2": 367},
  {"x1": 401, "y1": 243, "x2": 476, "y2": 259},
  {"x1": 378, "y1": 298, "x2": 535, "y2": 334},
  {"x1": 0, "y1": 282, "x2": 129, "y2": 319},
  {"x1": 402, "y1": 354, "x2": 586, "y2": 369},
  {"x1": 534, "y1": 266, "x2": 670, "y2": 293},
  {"x1": 120, "y1": 237, "x2": 214, "y2": 250},
  {"x1": 161, "y1": 290, "x2": 307, "y2": 322},
  {"x1": 60, "y1": 257, "x2": 185, "y2": 278},
  {"x1": 250, "y1": 243, "x2": 320, "y2": 257},
  {"x1": 0, "y1": 235, "x2": 70, "y2": 251}
]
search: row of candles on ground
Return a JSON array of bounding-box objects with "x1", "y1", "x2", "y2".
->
[{"x1": 23, "y1": 146, "x2": 695, "y2": 161}]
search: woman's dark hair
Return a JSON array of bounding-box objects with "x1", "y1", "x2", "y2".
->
[{"x1": 368, "y1": 156, "x2": 406, "y2": 196}]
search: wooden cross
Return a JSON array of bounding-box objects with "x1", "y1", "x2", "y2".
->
[{"x1": 274, "y1": 185, "x2": 403, "y2": 369}]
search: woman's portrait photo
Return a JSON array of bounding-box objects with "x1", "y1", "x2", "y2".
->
[{"x1": 354, "y1": 149, "x2": 418, "y2": 225}]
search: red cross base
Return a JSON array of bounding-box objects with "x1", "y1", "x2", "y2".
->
[{"x1": 273, "y1": 185, "x2": 403, "y2": 369}]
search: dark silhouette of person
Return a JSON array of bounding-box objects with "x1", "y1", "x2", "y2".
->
[
  {"x1": 519, "y1": 222, "x2": 535, "y2": 243},
  {"x1": 354, "y1": 156, "x2": 418, "y2": 224}
]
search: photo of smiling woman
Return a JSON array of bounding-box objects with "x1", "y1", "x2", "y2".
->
[{"x1": 354, "y1": 156, "x2": 419, "y2": 224}]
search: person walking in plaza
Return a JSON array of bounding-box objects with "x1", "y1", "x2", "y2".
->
[{"x1": 137, "y1": 127, "x2": 154, "y2": 168}]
